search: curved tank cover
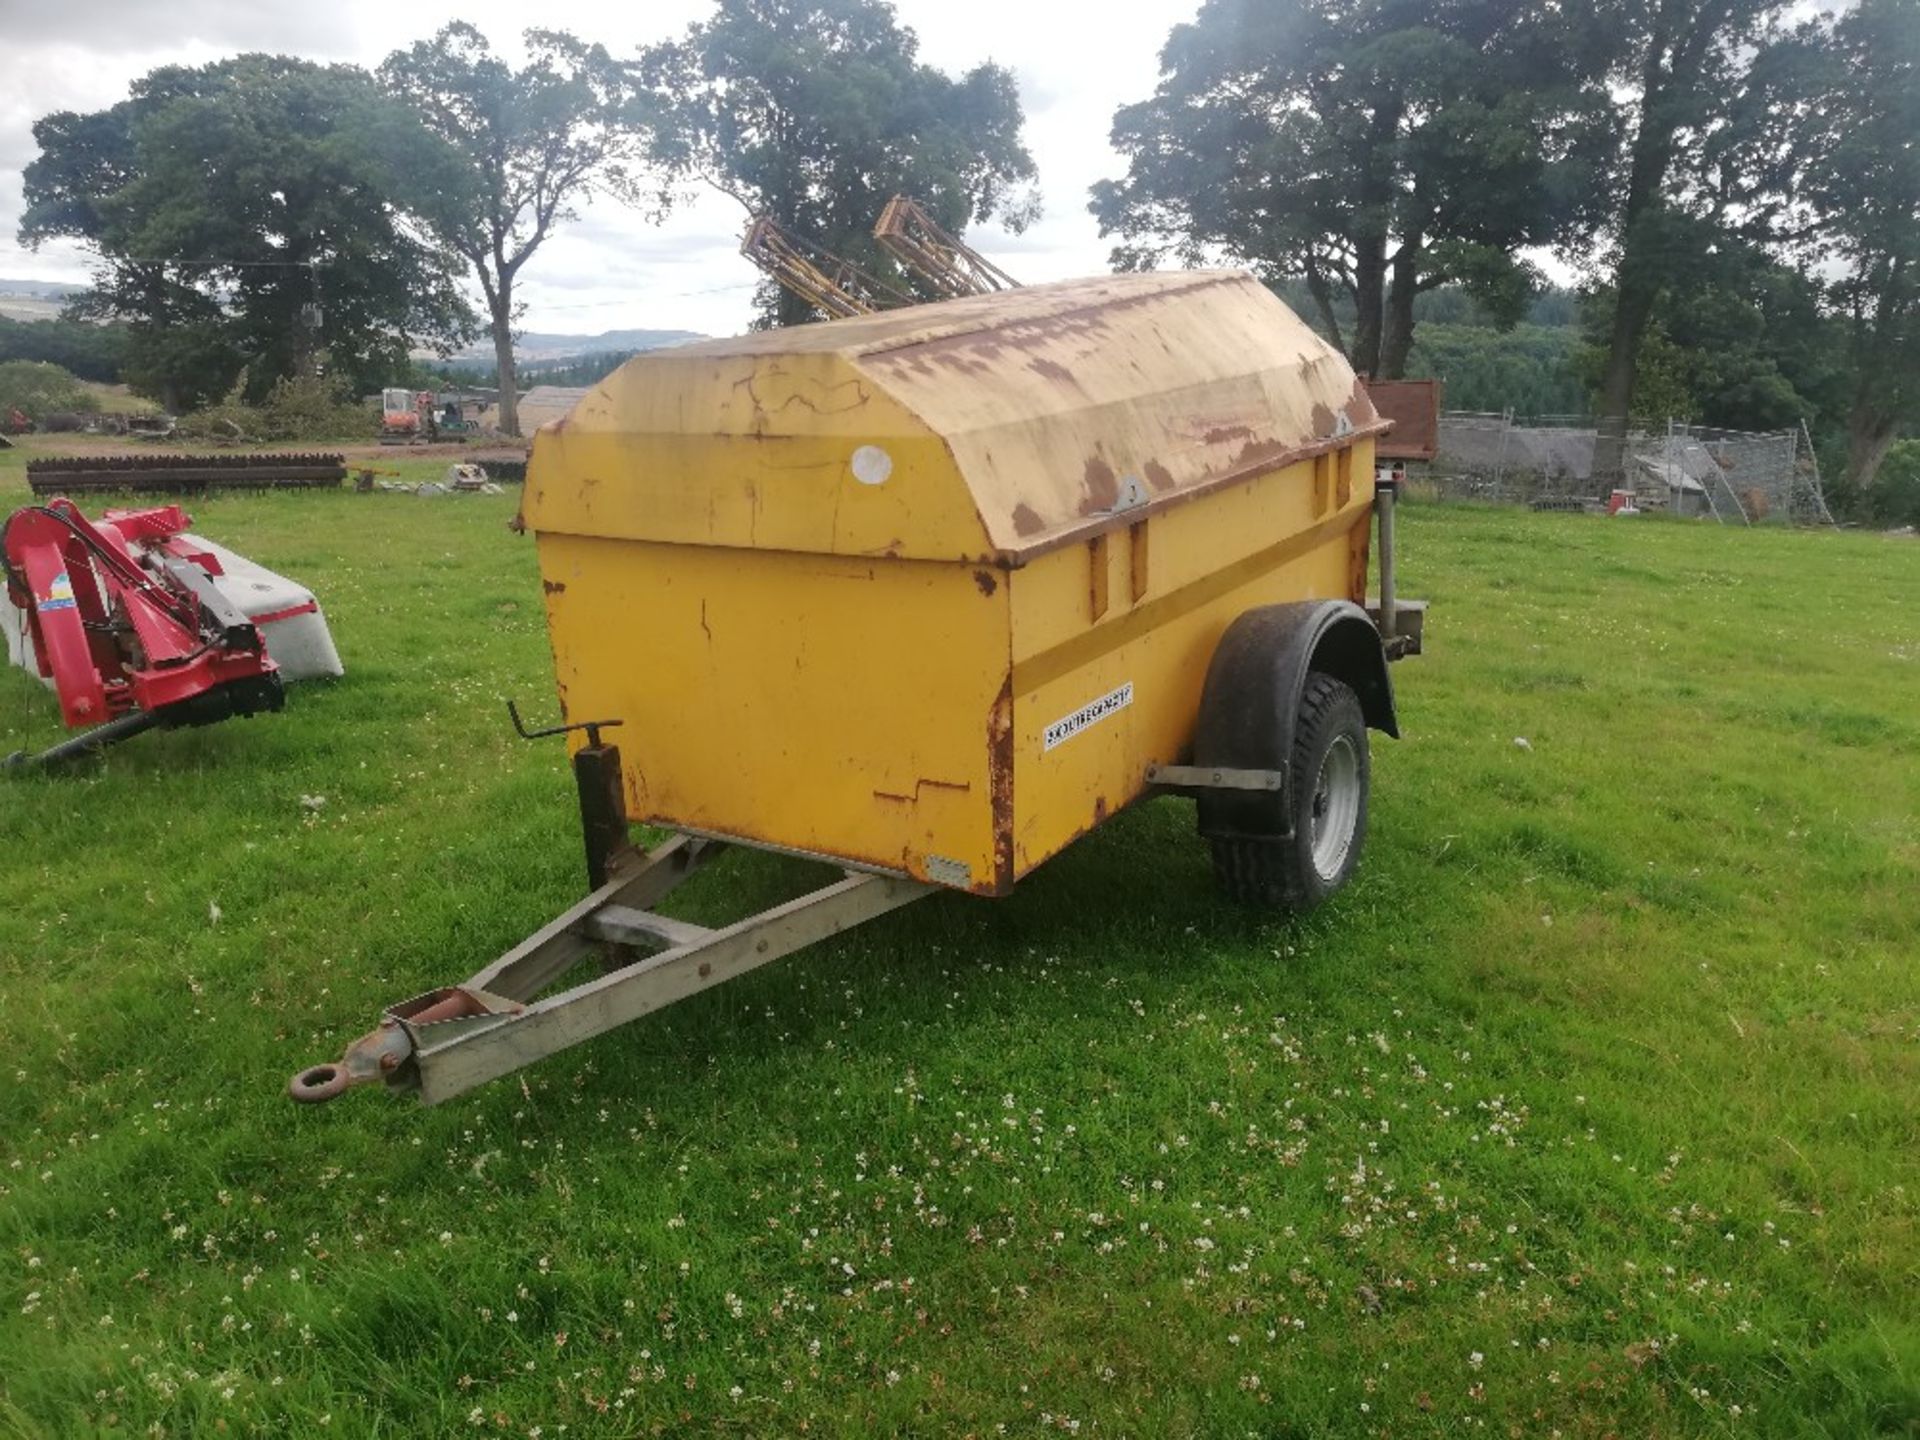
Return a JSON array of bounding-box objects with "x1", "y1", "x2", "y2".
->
[{"x1": 523, "y1": 270, "x2": 1388, "y2": 565}]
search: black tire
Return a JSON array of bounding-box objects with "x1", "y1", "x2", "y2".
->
[{"x1": 1211, "y1": 672, "x2": 1370, "y2": 912}]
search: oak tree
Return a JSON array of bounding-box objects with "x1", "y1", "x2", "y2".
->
[
  {"x1": 1728, "y1": 0, "x2": 1920, "y2": 490},
  {"x1": 20, "y1": 56, "x2": 474, "y2": 412},
  {"x1": 1094, "y1": 0, "x2": 1614, "y2": 378},
  {"x1": 381, "y1": 25, "x2": 660, "y2": 437}
]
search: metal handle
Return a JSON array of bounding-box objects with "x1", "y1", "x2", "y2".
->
[{"x1": 506, "y1": 699, "x2": 623, "y2": 749}]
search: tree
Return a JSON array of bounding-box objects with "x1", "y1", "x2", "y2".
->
[
  {"x1": 1583, "y1": 0, "x2": 1793, "y2": 477},
  {"x1": 1092, "y1": 0, "x2": 1615, "y2": 378},
  {"x1": 1727, "y1": 0, "x2": 1920, "y2": 491},
  {"x1": 643, "y1": 0, "x2": 1037, "y2": 328},
  {"x1": 1852, "y1": 440, "x2": 1920, "y2": 528},
  {"x1": 0, "y1": 360, "x2": 98, "y2": 423},
  {"x1": 1578, "y1": 242, "x2": 1848, "y2": 433},
  {"x1": 0, "y1": 317, "x2": 127, "y2": 383},
  {"x1": 19, "y1": 56, "x2": 475, "y2": 412},
  {"x1": 1406, "y1": 322, "x2": 1589, "y2": 417},
  {"x1": 381, "y1": 25, "x2": 657, "y2": 438}
]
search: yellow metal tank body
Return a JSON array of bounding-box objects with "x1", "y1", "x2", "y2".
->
[{"x1": 523, "y1": 271, "x2": 1387, "y2": 896}]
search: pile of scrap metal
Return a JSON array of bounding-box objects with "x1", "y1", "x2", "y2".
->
[
  {"x1": 26, "y1": 452, "x2": 346, "y2": 497},
  {"x1": 473, "y1": 454, "x2": 527, "y2": 483},
  {"x1": 366, "y1": 462, "x2": 504, "y2": 496},
  {"x1": 738, "y1": 194, "x2": 1012, "y2": 319},
  {"x1": 1, "y1": 497, "x2": 342, "y2": 769}
]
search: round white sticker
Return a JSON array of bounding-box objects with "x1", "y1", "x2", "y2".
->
[{"x1": 851, "y1": 445, "x2": 893, "y2": 486}]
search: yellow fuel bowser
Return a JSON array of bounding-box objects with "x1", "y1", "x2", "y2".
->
[{"x1": 293, "y1": 271, "x2": 1424, "y2": 1107}]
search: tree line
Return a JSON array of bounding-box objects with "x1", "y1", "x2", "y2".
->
[
  {"x1": 15, "y1": 0, "x2": 1915, "y2": 494},
  {"x1": 1095, "y1": 0, "x2": 1917, "y2": 491},
  {"x1": 18, "y1": 0, "x2": 1036, "y2": 437}
]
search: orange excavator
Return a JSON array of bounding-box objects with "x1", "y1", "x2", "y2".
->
[{"x1": 380, "y1": 388, "x2": 437, "y2": 444}]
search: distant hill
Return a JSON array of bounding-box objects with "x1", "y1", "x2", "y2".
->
[
  {"x1": 0, "y1": 278, "x2": 85, "y2": 323},
  {"x1": 445, "y1": 327, "x2": 707, "y2": 367},
  {"x1": 0, "y1": 278, "x2": 84, "y2": 300}
]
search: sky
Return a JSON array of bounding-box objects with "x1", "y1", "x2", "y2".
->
[{"x1": 0, "y1": 0, "x2": 1206, "y2": 339}]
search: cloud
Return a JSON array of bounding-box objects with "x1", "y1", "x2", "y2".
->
[
  {"x1": 5, "y1": 0, "x2": 362, "y2": 57},
  {"x1": 0, "y1": 0, "x2": 1201, "y2": 335}
]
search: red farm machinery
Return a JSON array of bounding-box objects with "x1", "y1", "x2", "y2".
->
[{"x1": 2, "y1": 499, "x2": 286, "y2": 768}]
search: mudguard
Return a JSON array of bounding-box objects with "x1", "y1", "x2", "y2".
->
[{"x1": 1192, "y1": 600, "x2": 1397, "y2": 841}]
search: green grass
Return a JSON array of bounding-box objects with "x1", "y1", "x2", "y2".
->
[{"x1": 2, "y1": 448, "x2": 1916, "y2": 1438}]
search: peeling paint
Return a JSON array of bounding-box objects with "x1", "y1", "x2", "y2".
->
[
  {"x1": 1232, "y1": 437, "x2": 1289, "y2": 469},
  {"x1": 987, "y1": 675, "x2": 1015, "y2": 893},
  {"x1": 1082, "y1": 457, "x2": 1120, "y2": 514}
]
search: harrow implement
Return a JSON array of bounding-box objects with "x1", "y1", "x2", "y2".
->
[{"x1": 26, "y1": 453, "x2": 346, "y2": 497}]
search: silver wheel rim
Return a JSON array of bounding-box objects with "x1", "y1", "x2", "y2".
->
[{"x1": 1308, "y1": 734, "x2": 1361, "y2": 883}]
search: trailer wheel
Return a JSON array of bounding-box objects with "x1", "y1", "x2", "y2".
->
[{"x1": 1211, "y1": 672, "x2": 1370, "y2": 912}]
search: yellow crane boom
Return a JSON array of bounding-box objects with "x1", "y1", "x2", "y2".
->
[
  {"x1": 739, "y1": 215, "x2": 910, "y2": 319},
  {"x1": 873, "y1": 194, "x2": 1020, "y2": 298}
]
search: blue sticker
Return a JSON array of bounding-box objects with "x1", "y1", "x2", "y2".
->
[{"x1": 40, "y1": 570, "x2": 78, "y2": 612}]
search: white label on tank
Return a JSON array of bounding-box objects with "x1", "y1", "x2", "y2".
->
[
  {"x1": 1044, "y1": 681, "x2": 1134, "y2": 751},
  {"x1": 851, "y1": 445, "x2": 893, "y2": 486}
]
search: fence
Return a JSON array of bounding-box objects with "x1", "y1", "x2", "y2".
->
[{"x1": 1425, "y1": 413, "x2": 1834, "y2": 525}]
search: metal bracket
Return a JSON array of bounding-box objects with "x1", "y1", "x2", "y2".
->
[
  {"x1": 1146, "y1": 763, "x2": 1286, "y2": 793},
  {"x1": 1365, "y1": 597, "x2": 1426, "y2": 658}
]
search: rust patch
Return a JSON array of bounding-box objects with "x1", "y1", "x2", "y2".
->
[
  {"x1": 1028, "y1": 356, "x2": 1074, "y2": 384},
  {"x1": 1347, "y1": 513, "x2": 1372, "y2": 603},
  {"x1": 1231, "y1": 437, "x2": 1288, "y2": 469},
  {"x1": 1203, "y1": 424, "x2": 1254, "y2": 445},
  {"x1": 542, "y1": 578, "x2": 566, "y2": 595},
  {"x1": 1011, "y1": 502, "x2": 1046, "y2": 537},
  {"x1": 972, "y1": 568, "x2": 999, "y2": 597},
  {"x1": 1082, "y1": 457, "x2": 1120, "y2": 514},
  {"x1": 1093, "y1": 795, "x2": 1109, "y2": 825},
  {"x1": 986, "y1": 676, "x2": 1015, "y2": 894},
  {"x1": 1143, "y1": 459, "x2": 1175, "y2": 493},
  {"x1": 1310, "y1": 401, "x2": 1336, "y2": 436}
]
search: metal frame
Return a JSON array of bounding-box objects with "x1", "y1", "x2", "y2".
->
[
  {"x1": 738, "y1": 215, "x2": 912, "y2": 320},
  {"x1": 291, "y1": 827, "x2": 930, "y2": 1106},
  {"x1": 872, "y1": 194, "x2": 1020, "y2": 299}
]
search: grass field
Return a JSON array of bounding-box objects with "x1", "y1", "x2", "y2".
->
[{"x1": 1, "y1": 444, "x2": 1916, "y2": 1438}]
